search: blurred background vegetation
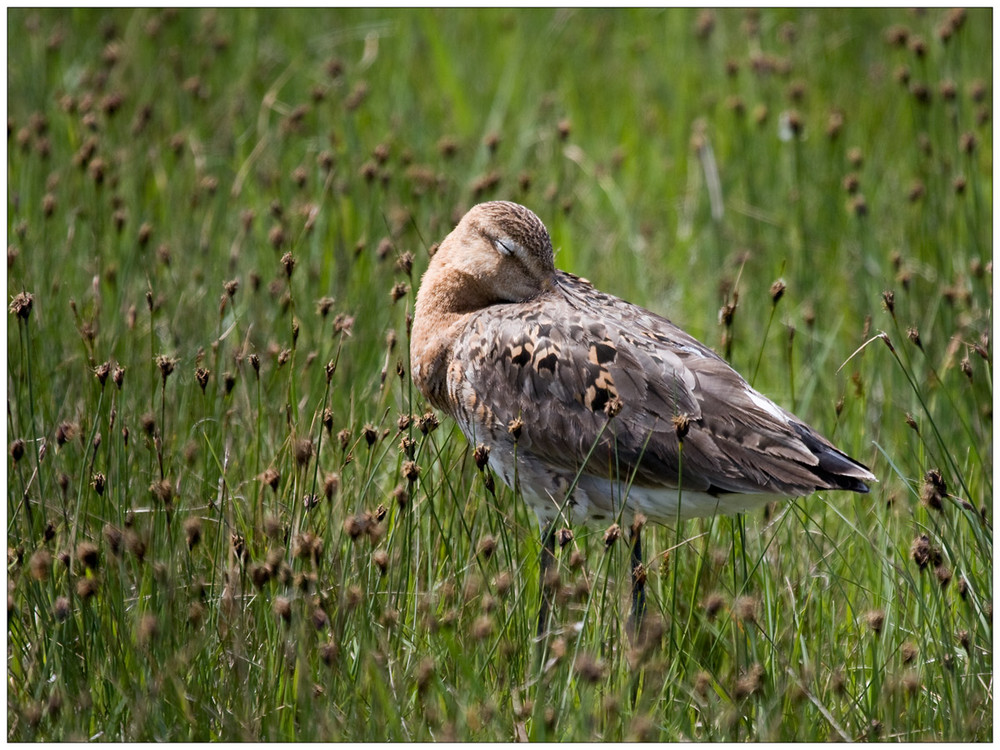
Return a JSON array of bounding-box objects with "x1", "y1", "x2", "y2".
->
[{"x1": 7, "y1": 8, "x2": 992, "y2": 741}]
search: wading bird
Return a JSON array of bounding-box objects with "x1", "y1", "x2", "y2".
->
[{"x1": 410, "y1": 201, "x2": 875, "y2": 638}]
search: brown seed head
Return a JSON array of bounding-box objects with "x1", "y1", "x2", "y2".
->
[
  {"x1": 402, "y1": 460, "x2": 421, "y2": 483},
  {"x1": 603, "y1": 523, "x2": 621, "y2": 548},
  {"x1": 53, "y1": 596, "x2": 71, "y2": 622},
  {"x1": 294, "y1": 438, "x2": 314, "y2": 467},
  {"x1": 672, "y1": 413, "x2": 691, "y2": 441},
  {"x1": 734, "y1": 595, "x2": 759, "y2": 625},
  {"x1": 29, "y1": 549, "x2": 52, "y2": 581},
  {"x1": 261, "y1": 467, "x2": 280, "y2": 491},
  {"x1": 473, "y1": 443, "x2": 490, "y2": 470},
  {"x1": 273, "y1": 596, "x2": 292, "y2": 623},
  {"x1": 575, "y1": 653, "x2": 605, "y2": 684},
  {"x1": 703, "y1": 592, "x2": 726, "y2": 620},
  {"x1": 865, "y1": 609, "x2": 885, "y2": 636},
  {"x1": 184, "y1": 516, "x2": 202, "y2": 549},
  {"x1": 910, "y1": 534, "x2": 942, "y2": 570},
  {"x1": 471, "y1": 614, "x2": 492, "y2": 641},
  {"x1": 195, "y1": 367, "x2": 210, "y2": 392},
  {"x1": 417, "y1": 412, "x2": 439, "y2": 435},
  {"x1": 77, "y1": 542, "x2": 99, "y2": 571},
  {"x1": 935, "y1": 564, "x2": 953, "y2": 588},
  {"x1": 506, "y1": 417, "x2": 523, "y2": 439},
  {"x1": 881, "y1": 290, "x2": 895, "y2": 316},
  {"x1": 733, "y1": 663, "x2": 765, "y2": 700},
  {"x1": 920, "y1": 469, "x2": 946, "y2": 511},
  {"x1": 769, "y1": 279, "x2": 786, "y2": 304},
  {"x1": 556, "y1": 528, "x2": 574, "y2": 548},
  {"x1": 9, "y1": 291, "x2": 33, "y2": 320},
  {"x1": 94, "y1": 361, "x2": 111, "y2": 387}
]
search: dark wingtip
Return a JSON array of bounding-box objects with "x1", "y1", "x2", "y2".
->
[{"x1": 791, "y1": 422, "x2": 876, "y2": 495}]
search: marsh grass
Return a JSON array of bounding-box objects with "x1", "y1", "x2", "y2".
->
[{"x1": 7, "y1": 8, "x2": 992, "y2": 741}]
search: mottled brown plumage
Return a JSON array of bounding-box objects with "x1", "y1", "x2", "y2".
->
[{"x1": 412, "y1": 201, "x2": 874, "y2": 530}]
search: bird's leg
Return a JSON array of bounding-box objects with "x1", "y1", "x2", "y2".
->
[
  {"x1": 629, "y1": 519, "x2": 647, "y2": 640},
  {"x1": 536, "y1": 521, "x2": 556, "y2": 640}
]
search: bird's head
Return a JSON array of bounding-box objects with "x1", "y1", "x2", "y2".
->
[{"x1": 428, "y1": 201, "x2": 556, "y2": 306}]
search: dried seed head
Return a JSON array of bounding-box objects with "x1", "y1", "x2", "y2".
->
[
  {"x1": 910, "y1": 534, "x2": 942, "y2": 570},
  {"x1": 603, "y1": 523, "x2": 621, "y2": 548},
  {"x1": 112, "y1": 365, "x2": 125, "y2": 389},
  {"x1": 76, "y1": 542, "x2": 99, "y2": 571},
  {"x1": 905, "y1": 413, "x2": 919, "y2": 433},
  {"x1": 362, "y1": 424, "x2": 378, "y2": 447},
  {"x1": 184, "y1": 516, "x2": 202, "y2": 549},
  {"x1": 280, "y1": 251, "x2": 296, "y2": 278},
  {"x1": 733, "y1": 663, "x2": 765, "y2": 700},
  {"x1": 935, "y1": 564, "x2": 953, "y2": 588},
  {"x1": 91, "y1": 472, "x2": 106, "y2": 496},
  {"x1": 102, "y1": 524, "x2": 123, "y2": 556},
  {"x1": 261, "y1": 468, "x2": 280, "y2": 491},
  {"x1": 472, "y1": 443, "x2": 490, "y2": 470},
  {"x1": 53, "y1": 596, "x2": 71, "y2": 622},
  {"x1": 56, "y1": 422, "x2": 76, "y2": 448},
  {"x1": 959, "y1": 131, "x2": 977, "y2": 155},
  {"x1": 29, "y1": 549, "x2": 52, "y2": 581},
  {"x1": 734, "y1": 595, "x2": 759, "y2": 625},
  {"x1": 881, "y1": 290, "x2": 895, "y2": 316},
  {"x1": 76, "y1": 577, "x2": 98, "y2": 600},
  {"x1": 372, "y1": 549, "x2": 389, "y2": 574},
  {"x1": 9, "y1": 291, "x2": 33, "y2": 320},
  {"x1": 392, "y1": 484, "x2": 409, "y2": 509},
  {"x1": 604, "y1": 396, "x2": 624, "y2": 418},
  {"x1": 9, "y1": 438, "x2": 25, "y2": 463},
  {"x1": 900, "y1": 641, "x2": 918, "y2": 664},
  {"x1": 315, "y1": 296, "x2": 335, "y2": 317},
  {"x1": 575, "y1": 653, "x2": 605, "y2": 684},
  {"x1": 323, "y1": 472, "x2": 339, "y2": 501},
  {"x1": 417, "y1": 412, "x2": 440, "y2": 435},
  {"x1": 494, "y1": 571, "x2": 513, "y2": 597},
  {"x1": 920, "y1": 469, "x2": 947, "y2": 511},
  {"x1": 672, "y1": 413, "x2": 691, "y2": 440},
  {"x1": 150, "y1": 478, "x2": 174, "y2": 508},
  {"x1": 156, "y1": 355, "x2": 176, "y2": 383},
  {"x1": 195, "y1": 367, "x2": 210, "y2": 392},
  {"x1": 273, "y1": 596, "x2": 292, "y2": 623},
  {"x1": 389, "y1": 282, "x2": 409, "y2": 303},
  {"x1": 395, "y1": 251, "x2": 414, "y2": 275},
  {"x1": 471, "y1": 614, "x2": 492, "y2": 641},
  {"x1": 906, "y1": 326, "x2": 923, "y2": 350},
  {"x1": 957, "y1": 576, "x2": 969, "y2": 599},
  {"x1": 866, "y1": 609, "x2": 885, "y2": 636},
  {"x1": 960, "y1": 356, "x2": 973, "y2": 382},
  {"x1": 703, "y1": 592, "x2": 726, "y2": 620},
  {"x1": 94, "y1": 361, "x2": 111, "y2": 387},
  {"x1": 506, "y1": 417, "x2": 523, "y2": 439},
  {"x1": 402, "y1": 460, "x2": 420, "y2": 483},
  {"x1": 556, "y1": 528, "x2": 574, "y2": 548},
  {"x1": 769, "y1": 279, "x2": 786, "y2": 304},
  {"x1": 293, "y1": 532, "x2": 323, "y2": 564},
  {"x1": 294, "y1": 438, "x2": 314, "y2": 467},
  {"x1": 477, "y1": 535, "x2": 497, "y2": 560}
]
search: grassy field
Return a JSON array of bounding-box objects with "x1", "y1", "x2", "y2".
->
[{"x1": 6, "y1": 7, "x2": 992, "y2": 741}]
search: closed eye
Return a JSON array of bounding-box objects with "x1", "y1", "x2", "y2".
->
[{"x1": 493, "y1": 236, "x2": 518, "y2": 257}]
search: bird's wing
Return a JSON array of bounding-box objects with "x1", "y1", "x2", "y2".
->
[{"x1": 449, "y1": 271, "x2": 872, "y2": 496}]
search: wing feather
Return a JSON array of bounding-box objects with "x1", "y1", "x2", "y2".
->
[{"x1": 448, "y1": 271, "x2": 872, "y2": 498}]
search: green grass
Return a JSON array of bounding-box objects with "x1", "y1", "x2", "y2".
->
[{"x1": 6, "y1": 7, "x2": 992, "y2": 741}]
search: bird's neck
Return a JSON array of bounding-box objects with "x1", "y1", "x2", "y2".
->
[{"x1": 410, "y1": 261, "x2": 489, "y2": 408}]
